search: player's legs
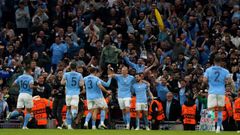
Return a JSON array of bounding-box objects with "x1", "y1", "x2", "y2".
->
[
  {"x1": 65, "y1": 96, "x2": 73, "y2": 129},
  {"x1": 87, "y1": 100, "x2": 97, "y2": 129},
  {"x1": 118, "y1": 98, "x2": 127, "y2": 124},
  {"x1": 207, "y1": 94, "x2": 217, "y2": 121},
  {"x1": 142, "y1": 104, "x2": 150, "y2": 130},
  {"x1": 135, "y1": 110, "x2": 141, "y2": 130},
  {"x1": 135, "y1": 103, "x2": 141, "y2": 130},
  {"x1": 70, "y1": 95, "x2": 79, "y2": 120},
  {"x1": 118, "y1": 98, "x2": 131, "y2": 128},
  {"x1": 124, "y1": 98, "x2": 131, "y2": 128},
  {"x1": 23, "y1": 108, "x2": 31, "y2": 129},
  {"x1": 97, "y1": 98, "x2": 108, "y2": 129},
  {"x1": 11, "y1": 94, "x2": 24, "y2": 119},
  {"x1": 208, "y1": 94, "x2": 225, "y2": 133},
  {"x1": 22, "y1": 93, "x2": 33, "y2": 129},
  {"x1": 92, "y1": 108, "x2": 98, "y2": 129},
  {"x1": 84, "y1": 112, "x2": 92, "y2": 127},
  {"x1": 83, "y1": 112, "x2": 92, "y2": 129},
  {"x1": 216, "y1": 95, "x2": 225, "y2": 133}
]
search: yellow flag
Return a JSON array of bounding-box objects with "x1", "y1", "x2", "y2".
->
[{"x1": 155, "y1": 8, "x2": 165, "y2": 31}]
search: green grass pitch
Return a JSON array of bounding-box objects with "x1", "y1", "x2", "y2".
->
[{"x1": 0, "y1": 129, "x2": 238, "y2": 135}]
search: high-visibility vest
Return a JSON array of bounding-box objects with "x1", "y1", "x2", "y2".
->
[
  {"x1": 222, "y1": 96, "x2": 233, "y2": 121},
  {"x1": 182, "y1": 104, "x2": 197, "y2": 125},
  {"x1": 148, "y1": 100, "x2": 165, "y2": 121},
  {"x1": 130, "y1": 97, "x2": 142, "y2": 118},
  {"x1": 32, "y1": 97, "x2": 50, "y2": 125},
  {"x1": 234, "y1": 98, "x2": 240, "y2": 121},
  {"x1": 83, "y1": 100, "x2": 88, "y2": 117}
]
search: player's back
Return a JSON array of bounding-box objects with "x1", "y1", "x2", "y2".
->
[
  {"x1": 84, "y1": 74, "x2": 103, "y2": 100},
  {"x1": 15, "y1": 74, "x2": 34, "y2": 95},
  {"x1": 204, "y1": 66, "x2": 230, "y2": 95},
  {"x1": 64, "y1": 71, "x2": 83, "y2": 95}
]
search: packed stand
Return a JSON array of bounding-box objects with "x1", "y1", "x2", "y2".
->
[{"x1": 0, "y1": 0, "x2": 239, "y2": 131}]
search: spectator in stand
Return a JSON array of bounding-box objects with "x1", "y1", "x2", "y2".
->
[
  {"x1": 15, "y1": 1, "x2": 30, "y2": 48},
  {"x1": 163, "y1": 92, "x2": 181, "y2": 122},
  {"x1": 28, "y1": 37, "x2": 46, "y2": 56},
  {"x1": 156, "y1": 77, "x2": 170, "y2": 102},
  {"x1": 0, "y1": 91, "x2": 9, "y2": 119},
  {"x1": 0, "y1": 0, "x2": 239, "y2": 130},
  {"x1": 100, "y1": 34, "x2": 122, "y2": 72},
  {"x1": 33, "y1": 75, "x2": 51, "y2": 99},
  {"x1": 65, "y1": 35, "x2": 80, "y2": 59},
  {"x1": 50, "y1": 36, "x2": 67, "y2": 72}
]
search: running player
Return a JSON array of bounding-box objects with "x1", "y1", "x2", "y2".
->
[
  {"x1": 83, "y1": 67, "x2": 111, "y2": 129},
  {"x1": 12, "y1": 66, "x2": 36, "y2": 129},
  {"x1": 109, "y1": 66, "x2": 135, "y2": 129},
  {"x1": 61, "y1": 62, "x2": 84, "y2": 129},
  {"x1": 132, "y1": 73, "x2": 153, "y2": 130},
  {"x1": 203, "y1": 55, "x2": 233, "y2": 133}
]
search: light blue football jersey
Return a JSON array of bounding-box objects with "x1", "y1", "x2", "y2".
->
[
  {"x1": 204, "y1": 66, "x2": 230, "y2": 95},
  {"x1": 114, "y1": 74, "x2": 135, "y2": 98},
  {"x1": 84, "y1": 74, "x2": 104, "y2": 100},
  {"x1": 14, "y1": 74, "x2": 34, "y2": 95},
  {"x1": 132, "y1": 82, "x2": 148, "y2": 103},
  {"x1": 63, "y1": 71, "x2": 83, "y2": 96}
]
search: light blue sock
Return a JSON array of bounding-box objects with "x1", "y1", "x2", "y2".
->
[
  {"x1": 23, "y1": 113, "x2": 31, "y2": 127},
  {"x1": 126, "y1": 112, "x2": 130, "y2": 125},
  {"x1": 143, "y1": 114, "x2": 149, "y2": 126},
  {"x1": 92, "y1": 120, "x2": 96, "y2": 127},
  {"x1": 100, "y1": 110, "x2": 106, "y2": 124},
  {"x1": 85, "y1": 112, "x2": 92, "y2": 123},
  {"x1": 217, "y1": 111, "x2": 223, "y2": 127},
  {"x1": 66, "y1": 110, "x2": 72, "y2": 125},
  {"x1": 10, "y1": 110, "x2": 20, "y2": 118},
  {"x1": 71, "y1": 109, "x2": 78, "y2": 120},
  {"x1": 136, "y1": 118, "x2": 140, "y2": 128},
  {"x1": 122, "y1": 113, "x2": 126, "y2": 124}
]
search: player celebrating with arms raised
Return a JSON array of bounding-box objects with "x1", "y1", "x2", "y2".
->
[
  {"x1": 203, "y1": 55, "x2": 233, "y2": 133},
  {"x1": 61, "y1": 62, "x2": 84, "y2": 129}
]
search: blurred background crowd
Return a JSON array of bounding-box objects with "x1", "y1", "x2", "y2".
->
[{"x1": 0, "y1": 0, "x2": 239, "y2": 130}]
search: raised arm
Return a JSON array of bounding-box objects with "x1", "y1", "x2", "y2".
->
[{"x1": 123, "y1": 56, "x2": 137, "y2": 69}]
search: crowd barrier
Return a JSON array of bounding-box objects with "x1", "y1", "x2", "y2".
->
[{"x1": 0, "y1": 119, "x2": 201, "y2": 130}]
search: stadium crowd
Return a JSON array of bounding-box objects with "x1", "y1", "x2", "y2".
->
[{"x1": 0, "y1": 0, "x2": 240, "y2": 131}]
